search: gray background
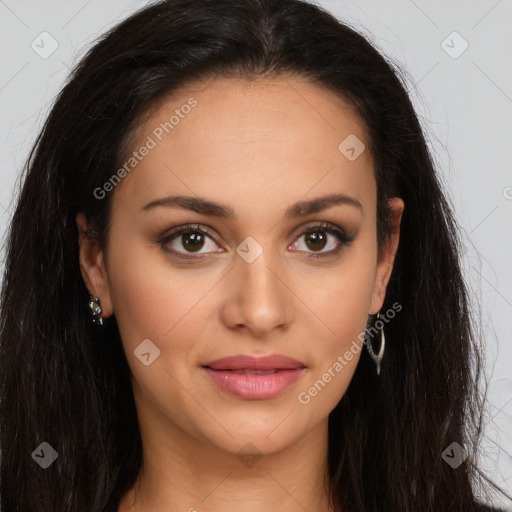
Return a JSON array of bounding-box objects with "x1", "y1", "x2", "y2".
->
[{"x1": 0, "y1": 0, "x2": 511, "y2": 507}]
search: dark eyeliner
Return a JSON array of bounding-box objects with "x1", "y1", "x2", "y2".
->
[
  {"x1": 294, "y1": 221, "x2": 354, "y2": 259},
  {"x1": 157, "y1": 224, "x2": 219, "y2": 260}
]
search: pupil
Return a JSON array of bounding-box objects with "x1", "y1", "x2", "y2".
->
[
  {"x1": 183, "y1": 232, "x2": 204, "y2": 252},
  {"x1": 306, "y1": 231, "x2": 326, "y2": 251}
]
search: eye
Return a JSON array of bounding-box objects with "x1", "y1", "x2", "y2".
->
[
  {"x1": 158, "y1": 224, "x2": 222, "y2": 259},
  {"x1": 289, "y1": 222, "x2": 353, "y2": 258},
  {"x1": 158, "y1": 221, "x2": 353, "y2": 260}
]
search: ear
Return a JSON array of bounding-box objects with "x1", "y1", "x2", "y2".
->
[
  {"x1": 369, "y1": 197, "x2": 404, "y2": 314},
  {"x1": 76, "y1": 212, "x2": 113, "y2": 319}
]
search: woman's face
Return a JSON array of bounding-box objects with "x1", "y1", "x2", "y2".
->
[{"x1": 78, "y1": 76, "x2": 403, "y2": 457}]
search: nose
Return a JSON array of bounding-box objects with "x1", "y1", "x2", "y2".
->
[{"x1": 220, "y1": 249, "x2": 293, "y2": 338}]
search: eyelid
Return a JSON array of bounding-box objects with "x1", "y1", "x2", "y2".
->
[{"x1": 294, "y1": 221, "x2": 347, "y2": 238}]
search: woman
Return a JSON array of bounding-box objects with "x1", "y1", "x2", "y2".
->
[{"x1": 0, "y1": 0, "x2": 509, "y2": 510}]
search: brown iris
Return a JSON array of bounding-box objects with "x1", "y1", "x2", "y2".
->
[
  {"x1": 305, "y1": 230, "x2": 327, "y2": 251},
  {"x1": 181, "y1": 232, "x2": 205, "y2": 252}
]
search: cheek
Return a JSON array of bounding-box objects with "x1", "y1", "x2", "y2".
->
[
  {"x1": 295, "y1": 238, "x2": 376, "y2": 405},
  {"x1": 106, "y1": 243, "x2": 214, "y2": 410},
  {"x1": 106, "y1": 235, "x2": 229, "y2": 391},
  {"x1": 301, "y1": 241, "x2": 376, "y2": 342},
  {"x1": 105, "y1": 230, "x2": 189, "y2": 344}
]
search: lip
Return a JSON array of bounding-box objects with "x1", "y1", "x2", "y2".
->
[
  {"x1": 202, "y1": 354, "x2": 306, "y2": 400},
  {"x1": 203, "y1": 354, "x2": 306, "y2": 371}
]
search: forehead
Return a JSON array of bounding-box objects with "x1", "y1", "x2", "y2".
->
[{"x1": 112, "y1": 75, "x2": 375, "y2": 218}]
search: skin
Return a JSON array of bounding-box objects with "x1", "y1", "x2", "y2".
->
[{"x1": 77, "y1": 75, "x2": 404, "y2": 512}]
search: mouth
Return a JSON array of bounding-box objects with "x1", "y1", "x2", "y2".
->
[{"x1": 201, "y1": 354, "x2": 306, "y2": 400}]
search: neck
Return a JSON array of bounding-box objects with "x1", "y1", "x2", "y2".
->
[{"x1": 118, "y1": 402, "x2": 334, "y2": 512}]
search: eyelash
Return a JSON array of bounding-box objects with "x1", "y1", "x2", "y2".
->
[{"x1": 158, "y1": 222, "x2": 354, "y2": 260}]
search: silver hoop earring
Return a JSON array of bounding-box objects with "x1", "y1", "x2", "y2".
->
[
  {"x1": 88, "y1": 295, "x2": 103, "y2": 326},
  {"x1": 366, "y1": 312, "x2": 385, "y2": 375}
]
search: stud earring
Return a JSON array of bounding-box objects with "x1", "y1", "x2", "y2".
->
[{"x1": 88, "y1": 295, "x2": 103, "y2": 326}]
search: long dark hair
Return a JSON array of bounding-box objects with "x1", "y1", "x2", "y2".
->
[{"x1": 1, "y1": 0, "x2": 509, "y2": 510}]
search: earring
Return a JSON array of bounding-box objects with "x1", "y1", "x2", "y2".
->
[
  {"x1": 88, "y1": 295, "x2": 103, "y2": 326},
  {"x1": 366, "y1": 311, "x2": 385, "y2": 375}
]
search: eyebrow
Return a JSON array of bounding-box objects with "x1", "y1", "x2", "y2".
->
[{"x1": 140, "y1": 193, "x2": 363, "y2": 219}]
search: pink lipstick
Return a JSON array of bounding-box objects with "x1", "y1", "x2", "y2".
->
[{"x1": 202, "y1": 354, "x2": 306, "y2": 400}]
